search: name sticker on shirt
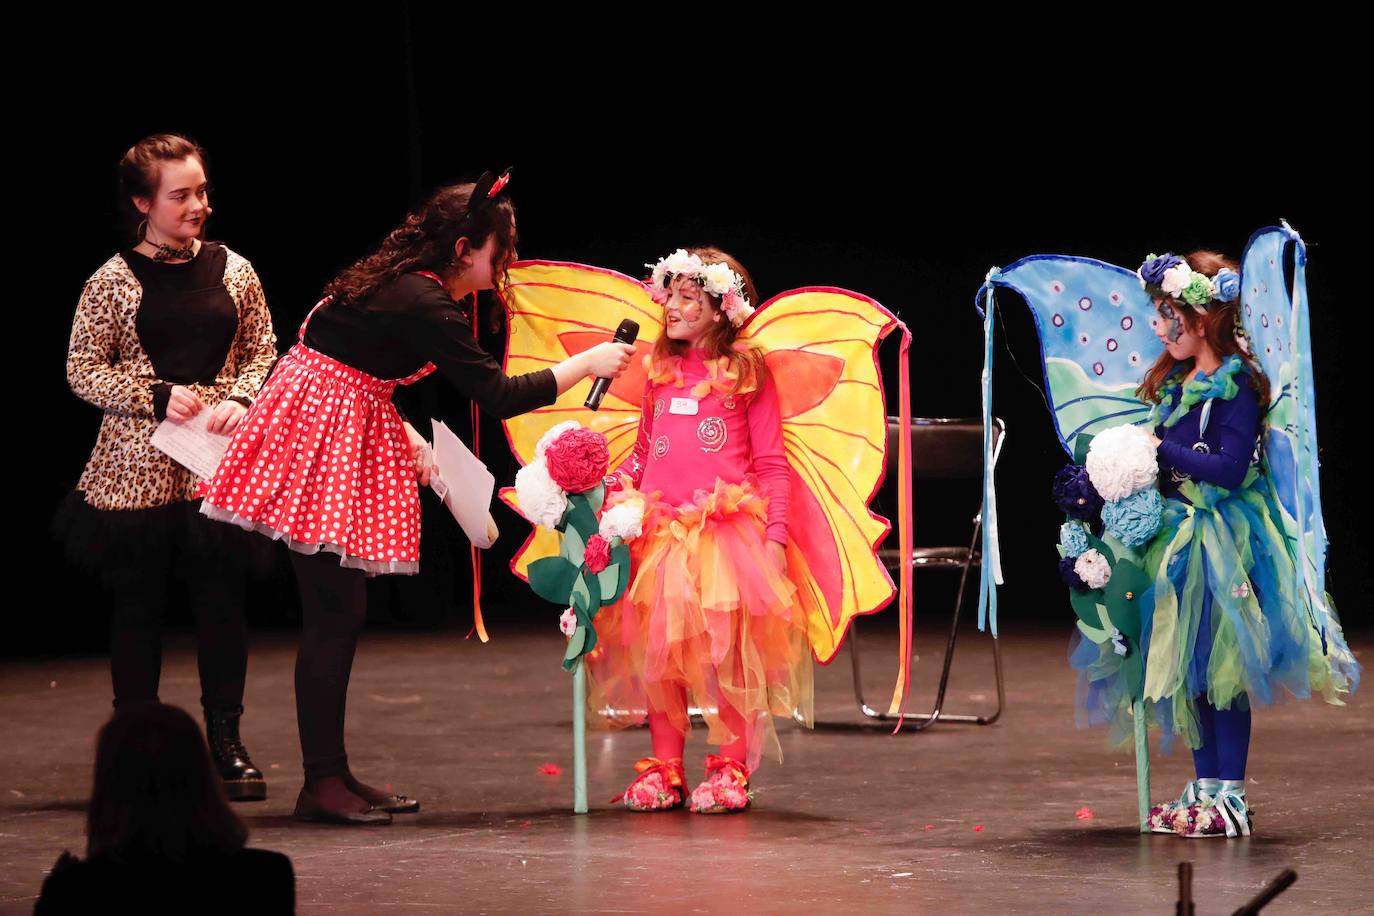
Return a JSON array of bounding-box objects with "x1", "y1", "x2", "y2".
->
[{"x1": 668, "y1": 397, "x2": 700, "y2": 416}]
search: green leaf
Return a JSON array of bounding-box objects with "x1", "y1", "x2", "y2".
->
[
  {"x1": 581, "y1": 619, "x2": 599, "y2": 659},
  {"x1": 583, "y1": 482, "x2": 605, "y2": 514},
  {"x1": 1102, "y1": 559, "x2": 1151, "y2": 641},
  {"x1": 1077, "y1": 615, "x2": 1110, "y2": 644},
  {"x1": 571, "y1": 575, "x2": 591, "y2": 612},
  {"x1": 1100, "y1": 532, "x2": 1138, "y2": 565},
  {"x1": 599, "y1": 544, "x2": 633, "y2": 605},
  {"x1": 563, "y1": 625, "x2": 587, "y2": 663},
  {"x1": 596, "y1": 563, "x2": 622, "y2": 605},
  {"x1": 1121, "y1": 649, "x2": 1144, "y2": 702},
  {"x1": 565, "y1": 497, "x2": 601, "y2": 543},
  {"x1": 560, "y1": 521, "x2": 587, "y2": 565},
  {"x1": 1073, "y1": 433, "x2": 1095, "y2": 466},
  {"x1": 528, "y1": 557, "x2": 578, "y2": 605},
  {"x1": 583, "y1": 570, "x2": 602, "y2": 615},
  {"x1": 1084, "y1": 531, "x2": 1117, "y2": 566},
  {"x1": 1068, "y1": 587, "x2": 1105, "y2": 629}
]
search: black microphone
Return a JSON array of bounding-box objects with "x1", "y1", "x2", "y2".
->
[{"x1": 584, "y1": 319, "x2": 639, "y2": 410}]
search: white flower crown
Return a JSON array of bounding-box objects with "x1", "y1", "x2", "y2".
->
[{"x1": 645, "y1": 248, "x2": 755, "y2": 327}]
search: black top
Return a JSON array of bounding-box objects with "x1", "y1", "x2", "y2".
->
[
  {"x1": 303, "y1": 273, "x2": 558, "y2": 419},
  {"x1": 123, "y1": 242, "x2": 245, "y2": 420},
  {"x1": 35, "y1": 847, "x2": 295, "y2": 915}
]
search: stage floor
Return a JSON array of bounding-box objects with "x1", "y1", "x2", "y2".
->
[{"x1": 2, "y1": 623, "x2": 1367, "y2": 914}]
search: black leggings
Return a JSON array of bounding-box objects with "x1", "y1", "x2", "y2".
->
[
  {"x1": 109, "y1": 537, "x2": 247, "y2": 709},
  {"x1": 290, "y1": 550, "x2": 368, "y2": 781}
]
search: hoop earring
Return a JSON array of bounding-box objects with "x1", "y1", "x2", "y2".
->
[{"x1": 136, "y1": 219, "x2": 149, "y2": 242}]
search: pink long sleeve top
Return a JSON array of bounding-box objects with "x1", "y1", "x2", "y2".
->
[{"x1": 609, "y1": 348, "x2": 790, "y2": 545}]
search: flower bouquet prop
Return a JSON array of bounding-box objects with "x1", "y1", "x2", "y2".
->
[
  {"x1": 513, "y1": 421, "x2": 644, "y2": 813},
  {"x1": 1052, "y1": 423, "x2": 1162, "y2": 831}
]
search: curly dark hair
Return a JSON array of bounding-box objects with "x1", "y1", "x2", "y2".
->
[{"x1": 324, "y1": 181, "x2": 517, "y2": 306}]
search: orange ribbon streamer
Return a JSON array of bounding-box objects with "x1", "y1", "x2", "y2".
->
[
  {"x1": 469, "y1": 292, "x2": 489, "y2": 643},
  {"x1": 886, "y1": 324, "x2": 915, "y2": 726}
]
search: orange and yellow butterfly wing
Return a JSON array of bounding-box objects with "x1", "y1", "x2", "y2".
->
[
  {"x1": 498, "y1": 260, "x2": 662, "y2": 579},
  {"x1": 739, "y1": 289, "x2": 905, "y2": 666}
]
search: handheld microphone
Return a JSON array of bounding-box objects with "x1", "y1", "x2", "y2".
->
[{"x1": 584, "y1": 319, "x2": 640, "y2": 410}]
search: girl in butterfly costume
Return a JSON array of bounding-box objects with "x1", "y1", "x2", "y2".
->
[
  {"x1": 500, "y1": 248, "x2": 913, "y2": 814},
  {"x1": 980, "y1": 233, "x2": 1359, "y2": 839}
]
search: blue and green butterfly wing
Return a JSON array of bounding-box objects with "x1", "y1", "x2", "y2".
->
[{"x1": 981, "y1": 256, "x2": 1164, "y2": 458}]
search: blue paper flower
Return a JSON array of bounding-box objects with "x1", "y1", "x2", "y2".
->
[
  {"x1": 1052, "y1": 464, "x2": 1104, "y2": 523},
  {"x1": 1138, "y1": 253, "x2": 1184, "y2": 288},
  {"x1": 1213, "y1": 268, "x2": 1241, "y2": 302},
  {"x1": 1102, "y1": 487, "x2": 1164, "y2": 548},
  {"x1": 1059, "y1": 522, "x2": 1089, "y2": 558},
  {"x1": 1059, "y1": 555, "x2": 1089, "y2": 591}
]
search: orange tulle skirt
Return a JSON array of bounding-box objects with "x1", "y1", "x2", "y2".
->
[{"x1": 587, "y1": 478, "x2": 815, "y2": 770}]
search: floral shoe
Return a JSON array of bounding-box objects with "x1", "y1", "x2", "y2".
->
[
  {"x1": 1148, "y1": 779, "x2": 1209, "y2": 834},
  {"x1": 1177, "y1": 789, "x2": 1252, "y2": 838},
  {"x1": 611, "y1": 757, "x2": 686, "y2": 812},
  {"x1": 689, "y1": 755, "x2": 752, "y2": 814}
]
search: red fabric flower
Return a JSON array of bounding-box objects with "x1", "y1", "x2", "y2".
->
[
  {"x1": 584, "y1": 534, "x2": 612, "y2": 573},
  {"x1": 544, "y1": 428, "x2": 610, "y2": 493}
]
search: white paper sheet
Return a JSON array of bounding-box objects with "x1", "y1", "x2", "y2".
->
[
  {"x1": 429, "y1": 420, "x2": 498, "y2": 548},
  {"x1": 149, "y1": 411, "x2": 232, "y2": 480}
]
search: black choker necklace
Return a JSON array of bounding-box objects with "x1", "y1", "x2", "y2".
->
[{"x1": 144, "y1": 239, "x2": 196, "y2": 262}]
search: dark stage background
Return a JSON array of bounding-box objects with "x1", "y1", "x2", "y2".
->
[{"x1": 24, "y1": 19, "x2": 1366, "y2": 656}]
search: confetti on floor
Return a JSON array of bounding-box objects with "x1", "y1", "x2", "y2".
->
[
  {"x1": 1076, "y1": 807, "x2": 1095, "y2": 820},
  {"x1": 540, "y1": 763, "x2": 563, "y2": 776}
]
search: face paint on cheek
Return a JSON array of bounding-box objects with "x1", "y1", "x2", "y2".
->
[
  {"x1": 1159, "y1": 302, "x2": 1184, "y2": 343},
  {"x1": 679, "y1": 301, "x2": 702, "y2": 323}
]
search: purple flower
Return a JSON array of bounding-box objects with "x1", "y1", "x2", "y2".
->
[
  {"x1": 1059, "y1": 555, "x2": 1089, "y2": 591},
  {"x1": 1138, "y1": 253, "x2": 1184, "y2": 288},
  {"x1": 1052, "y1": 464, "x2": 1104, "y2": 523}
]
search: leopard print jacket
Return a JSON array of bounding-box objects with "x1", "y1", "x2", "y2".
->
[{"x1": 67, "y1": 248, "x2": 279, "y2": 510}]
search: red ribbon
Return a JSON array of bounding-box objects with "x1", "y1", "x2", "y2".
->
[{"x1": 887, "y1": 323, "x2": 914, "y2": 729}]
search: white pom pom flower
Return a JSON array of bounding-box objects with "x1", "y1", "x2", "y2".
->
[
  {"x1": 1074, "y1": 549, "x2": 1113, "y2": 590},
  {"x1": 1086, "y1": 424, "x2": 1159, "y2": 501},
  {"x1": 599, "y1": 499, "x2": 645, "y2": 541},
  {"x1": 515, "y1": 458, "x2": 569, "y2": 530},
  {"x1": 535, "y1": 421, "x2": 581, "y2": 459},
  {"x1": 559, "y1": 608, "x2": 577, "y2": 637}
]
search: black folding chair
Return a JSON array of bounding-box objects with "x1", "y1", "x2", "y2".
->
[{"x1": 832, "y1": 416, "x2": 1007, "y2": 731}]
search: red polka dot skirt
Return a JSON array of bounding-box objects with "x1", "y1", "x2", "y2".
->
[{"x1": 200, "y1": 338, "x2": 435, "y2": 575}]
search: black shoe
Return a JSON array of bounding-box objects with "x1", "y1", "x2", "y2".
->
[
  {"x1": 204, "y1": 704, "x2": 268, "y2": 802},
  {"x1": 368, "y1": 793, "x2": 420, "y2": 814},
  {"x1": 293, "y1": 788, "x2": 393, "y2": 826},
  {"x1": 342, "y1": 773, "x2": 420, "y2": 814}
]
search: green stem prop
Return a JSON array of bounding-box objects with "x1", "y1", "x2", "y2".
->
[
  {"x1": 522, "y1": 482, "x2": 632, "y2": 814},
  {"x1": 573, "y1": 658, "x2": 588, "y2": 814},
  {"x1": 1134, "y1": 700, "x2": 1150, "y2": 832}
]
